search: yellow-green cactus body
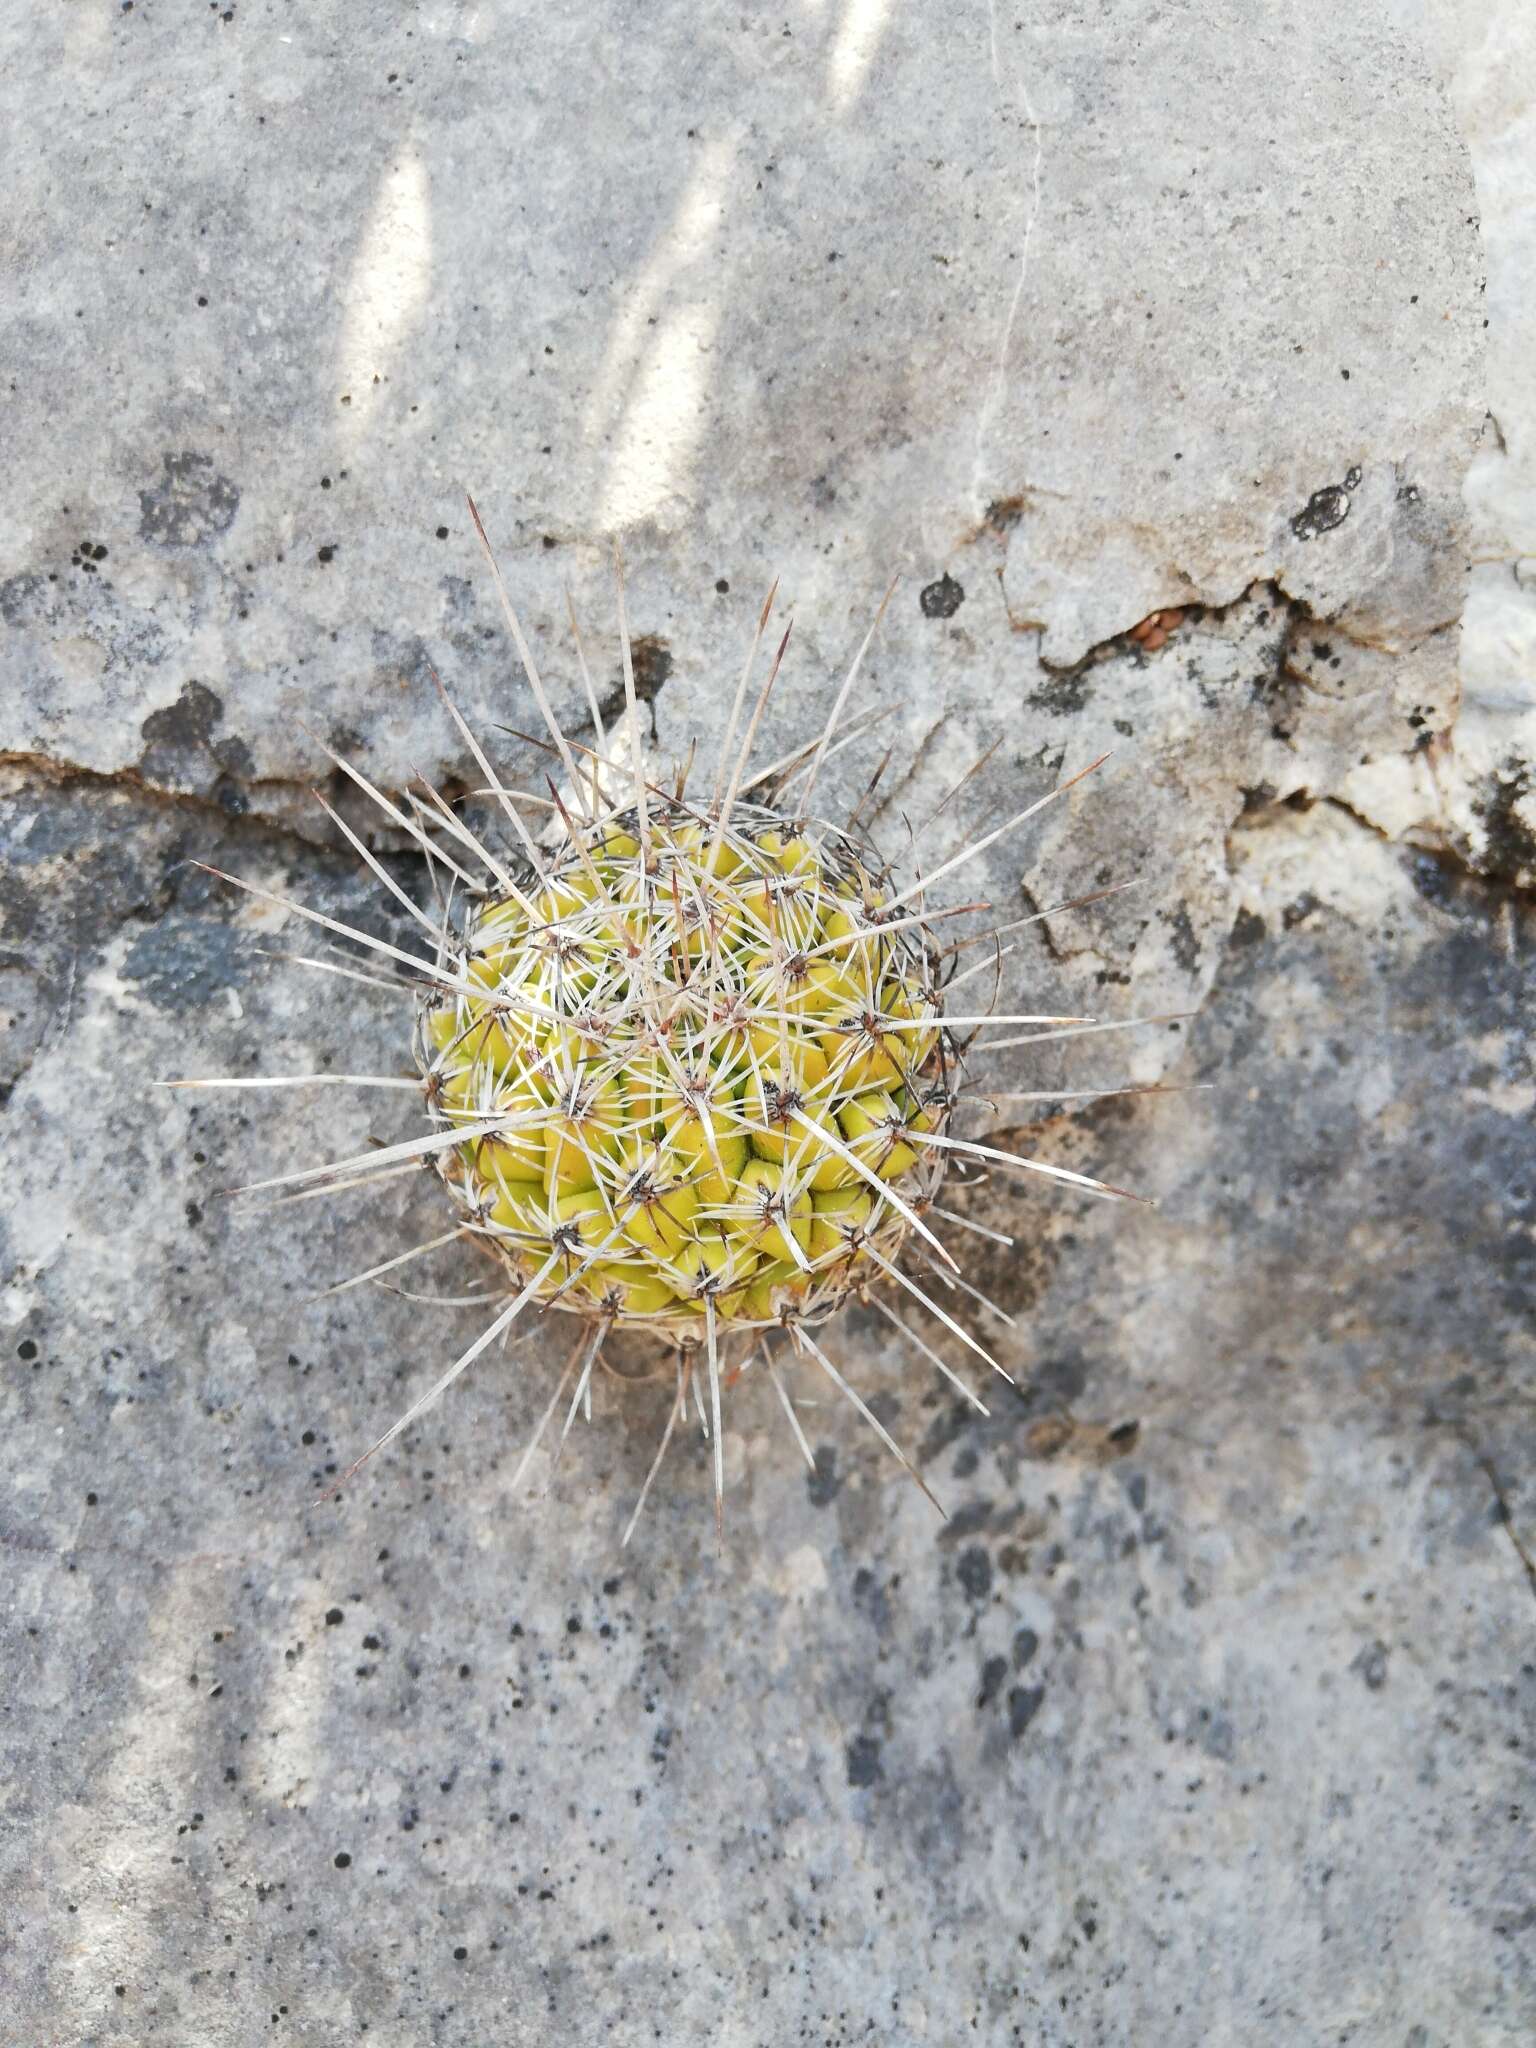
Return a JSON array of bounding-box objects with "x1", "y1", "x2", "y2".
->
[{"x1": 416, "y1": 798, "x2": 952, "y2": 1337}]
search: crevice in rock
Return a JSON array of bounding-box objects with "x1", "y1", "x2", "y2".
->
[
  {"x1": 5, "y1": 624, "x2": 676, "y2": 843},
  {"x1": 1259, "y1": 784, "x2": 1534, "y2": 904},
  {"x1": 1029, "y1": 576, "x2": 1459, "y2": 687},
  {"x1": 0, "y1": 759, "x2": 429, "y2": 1041},
  {"x1": 1021, "y1": 576, "x2": 1531, "y2": 908},
  {"x1": 600, "y1": 632, "x2": 674, "y2": 741},
  {"x1": 1436, "y1": 1424, "x2": 1536, "y2": 1612},
  {"x1": 0, "y1": 750, "x2": 328, "y2": 856},
  {"x1": 1475, "y1": 1448, "x2": 1536, "y2": 1609}
]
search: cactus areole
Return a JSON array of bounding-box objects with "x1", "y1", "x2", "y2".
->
[{"x1": 415, "y1": 796, "x2": 955, "y2": 1340}]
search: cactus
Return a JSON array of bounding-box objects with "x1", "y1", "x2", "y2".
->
[
  {"x1": 416, "y1": 796, "x2": 957, "y2": 1336},
  {"x1": 170, "y1": 506, "x2": 1151, "y2": 1539}
]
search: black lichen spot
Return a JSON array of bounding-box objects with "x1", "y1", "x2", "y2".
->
[
  {"x1": 324, "y1": 1607, "x2": 344, "y2": 1627},
  {"x1": 211, "y1": 772, "x2": 250, "y2": 815},
  {"x1": 1229, "y1": 908, "x2": 1266, "y2": 948},
  {"x1": 1351, "y1": 1641, "x2": 1389, "y2": 1692},
  {"x1": 919, "y1": 573, "x2": 964, "y2": 620},
  {"x1": 1472, "y1": 760, "x2": 1536, "y2": 884},
  {"x1": 317, "y1": 545, "x2": 335, "y2": 565},
  {"x1": 851, "y1": 1567, "x2": 893, "y2": 1635},
  {"x1": 138, "y1": 452, "x2": 240, "y2": 548},
  {"x1": 122, "y1": 918, "x2": 245, "y2": 1013},
  {"x1": 1281, "y1": 892, "x2": 1319, "y2": 931},
  {"x1": 714, "y1": 577, "x2": 729, "y2": 594},
  {"x1": 956, "y1": 1545, "x2": 993, "y2": 1602},
  {"x1": 219, "y1": 727, "x2": 256, "y2": 777},
  {"x1": 977, "y1": 1655, "x2": 1008, "y2": 1709},
  {"x1": 0, "y1": 571, "x2": 51, "y2": 628},
  {"x1": 140, "y1": 679, "x2": 255, "y2": 790},
  {"x1": 806, "y1": 1445, "x2": 841, "y2": 1508},
  {"x1": 140, "y1": 678, "x2": 223, "y2": 756},
  {"x1": 436, "y1": 526, "x2": 448, "y2": 539},
  {"x1": 1163, "y1": 904, "x2": 1201, "y2": 975},
  {"x1": 628, "y1": 634, "x2": 672, "y2": 703},
  {"x1": 1008, "y1": 1684, "x2": 1045, "y2": 1739},
  {"x1": 846, "y1": 1734, "x2": 883, "y2": 1787},
  {"x1": 942, "y1": 1499, "x2": 993, "y2": 1545},
  {"x1": 1409, "y1": 852, "x2": 1453, "y2": 905},
  {"x1": 600, "y1": 635, "x2": 672, "y2": 725},
  {"x1": 1198, "y1": 1710, "x2": 1236, "y2": 1761},
  {"x1": 1290, "y1": 482, "x2": 1351, "y2": 542},
  {"x1": 1034, "y1": 1351, "x2": 1087, "y2": 1407},
  {"x1": 1028, "y1": 666, "x2": 1093, "y2": 717},
  {"x1": 333, "y1": 1851, "x2": 351, "y2": 1869}
]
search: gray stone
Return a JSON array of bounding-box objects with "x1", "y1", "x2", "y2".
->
[
  {"x1": 1, "y1": 0, "x2": 1483, "y2": 819},
  {"x1": 4, "y1": 775, "x2": 1533, "y2": 2045},
  {"x1": 2, "y1": 1, "x2": 1532, "y2": 2043},
  {"x1": 1379, "y1": 1, "x2": 1536, "y2": 884}
]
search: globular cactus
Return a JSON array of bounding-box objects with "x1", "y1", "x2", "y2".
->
[
  {"x1": 171, "y1": 504, "x2": 1149, "y2": 1539},
  {"x1": 417, "y1": 797, "x2": 952, "y2": 1343}
]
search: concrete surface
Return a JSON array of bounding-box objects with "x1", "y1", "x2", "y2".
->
[{"x1": 2, "y1": 2, "x2": 1532, "y2": 2043}]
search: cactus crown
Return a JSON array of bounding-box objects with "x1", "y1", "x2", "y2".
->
[{"x1": 417, "y1": 795, "x2": 953, "y2": 1339}]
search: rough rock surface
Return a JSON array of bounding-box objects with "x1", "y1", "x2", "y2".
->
[
  {"x1": 2, "y1": 2, "x2": 1532, "y2": 2043},
  {"x1": 1385, "y1": 0, "x2": 1536, "y2": 884}
]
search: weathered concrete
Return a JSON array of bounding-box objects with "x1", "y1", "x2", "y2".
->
[{"x1": 2, "y1": 2, "x2": 1531, "y2": 2043}]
